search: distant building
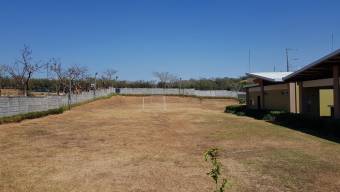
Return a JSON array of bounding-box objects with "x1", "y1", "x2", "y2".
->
[{"x1": 245, "y1": 49, "x2": 340, "y2": 119}]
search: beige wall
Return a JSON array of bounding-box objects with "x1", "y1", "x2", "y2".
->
[
  {"x1": 247, "y1": 84, "x2": 290, "y2": 111},
  {"x1": 248, "y1": 91, "x2": 261, "y2": 109},
  {"x1": 246, "y1": 78, "x2": 338, "y2": 116},
  {"x1": 264, "y1": 89, "x2": 290, "y2": 111}
]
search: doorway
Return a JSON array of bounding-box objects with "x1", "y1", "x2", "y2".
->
[{"x1": 319, "y1": 89, "x2": 333, "y2": 117}]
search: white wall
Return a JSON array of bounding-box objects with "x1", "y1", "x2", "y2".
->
[
  {"x1": 0, "y1": 88, "x2": 115, "y2": 117},
  {"x1": 0, "y1": 88, "x2": 244, "y2": 118}
]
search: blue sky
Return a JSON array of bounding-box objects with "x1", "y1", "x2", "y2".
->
[{"x1": 0, "y1": 0, "x2": 339, "y2": 80}]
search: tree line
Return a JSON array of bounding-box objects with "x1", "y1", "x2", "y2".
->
[
  {"x1": 0, "y1": 45, "x2": 118, "y2": 96},
  {"x1": 0, "y1": 46, "x2": 247, "y2": 96}
]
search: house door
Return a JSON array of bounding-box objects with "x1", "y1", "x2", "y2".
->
[
  {"x1": 257, "y1": 96, "x2": 261, "y2": 110},
  {"x1": 319, "y1": 89, "x2": 333, "y2": 117}
]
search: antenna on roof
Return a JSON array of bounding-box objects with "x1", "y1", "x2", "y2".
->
[
  {"x1": 285, "y1": 48, "x2": 298, "y2": 72},
  {"x1": 285, "y1": 48, "x2": 290, "y2": 72}
]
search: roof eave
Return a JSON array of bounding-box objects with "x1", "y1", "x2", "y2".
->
[{"x1": 283, "y1": 49, "x2": 340, "y2": 81}]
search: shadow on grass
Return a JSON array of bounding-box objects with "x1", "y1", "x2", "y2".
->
[
  {"x1": 225, "y1": 105, "x2": 340, "y2": 144},
  {"x1": 270, "y1": 120, "x2": 340, "y2": 144}
]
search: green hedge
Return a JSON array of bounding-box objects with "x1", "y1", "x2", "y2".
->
[
  {"x1": 225, "y1": 105, "x2": 340, "y2": 138},
  {"x1": 0, "y1": 107, "x2": 65, "y2": 124}
]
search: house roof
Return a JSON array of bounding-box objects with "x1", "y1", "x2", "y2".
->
[
  {"x1": 284, "y1": 49, "x2": 340, "y2": 81},
  {"x1": 246, "y1": 72, "x2": 293, "y2": 82}
]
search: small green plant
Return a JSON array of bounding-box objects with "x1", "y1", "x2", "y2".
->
[
  {"x1": 204, "y1": 148, "x2": 229, "y2": 192},
  {"x1": 238, "y1": 97, "x2": 246, "y2": 104}
]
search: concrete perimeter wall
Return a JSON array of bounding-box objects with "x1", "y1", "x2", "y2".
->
[
  {"x1": 0, "y1": 88, "x2": 115, "y2": 117},
  {"x1": 119, "y1": 88, "x2": 244, "y2": 98},
  {"x1": 0, "y1": 88, "x2": 244, "y2": 118}
]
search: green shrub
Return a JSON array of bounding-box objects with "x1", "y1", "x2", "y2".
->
[
  {"x1": 262, "y1": 113, "x2": 276, "y2": 121},
  {"x1": 235, "y1": 111, "x2": 245, "y2": 116},
  {"x1": 225, "y1": 104, "x2": 340, "y2": 137},
  {"x1": 238, "y1": 98, "x2": 246, "y2": 104},
  {"x1": 0, "y1": 107, "x2": 65, "y2": 124},
  {"x1": 224, "y1": 105, "x2": 246, "y2": 114}
]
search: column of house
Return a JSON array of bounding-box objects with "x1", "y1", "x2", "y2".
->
[
  {"x1": 297, "y1": 81, "x2": 303, "y2": 114},
  {"x1": 288, "y1": 82, "x2": 297, "y2": 113},
  {"x1": 260, "y1": 80, "x2": 265, "y2": 109}
]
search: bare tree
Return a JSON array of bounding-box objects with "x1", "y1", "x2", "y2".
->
[
  {"x1": 153, "y1": 72, "x2": 178, "y2": 88},
  {"x1": 5, "y1": 45, "x2": 42, "y2": 96},
  {"x1": 103, "y1": 69, "x2": 117, "y2": 81},
  {"x1": 101, "y1": 69, "x2": 117, "y2": 88},
  {"x1": 168, "y1": 74, "x2": 179, "y2": 88},
  {"x1": 0, "y1": 64, "x2": 7, "y2": 96},
  {"x1": 49, "y1": 58, "x2": 68, "y2": 95},
  {"x1": 66, "y1": 64, "x2": 88, "y2": 94}
]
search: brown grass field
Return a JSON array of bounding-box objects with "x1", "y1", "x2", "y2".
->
[{"x1": 1, "y1": 96, "x2": 340, "y2": 192}]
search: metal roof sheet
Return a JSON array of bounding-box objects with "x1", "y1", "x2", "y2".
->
[{"x1": 246, "y1": 72, "x2": 293, "y2": 82}]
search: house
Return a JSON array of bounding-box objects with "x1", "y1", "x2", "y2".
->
[
  {"x1": 245, "y1": 49, "x2": 340, "y2": 119},
  {"x1": 245, "y1": 72, "x2": 296, "y2": 112},
  {"x1": 283, "y1": 49, "x2": 340, "y2": 118}
]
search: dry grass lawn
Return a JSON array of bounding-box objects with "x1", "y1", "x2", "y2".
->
[{"x1": 1, "y1": 96, "x2": 340, "y2": 192}]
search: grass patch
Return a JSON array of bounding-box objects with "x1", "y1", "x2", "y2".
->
[
  {"x1": 69, "y1": 93, "x2": 117, "y2": 108},
  {"x1": 0, "y1": 93, "x2": 117, "y2": 125},
  {"x1": 242, "y1": 148, "x2": 340, "y2": 191},
  {"x1": 120, "y1": 93, "x2": 239, "y2": 101}
]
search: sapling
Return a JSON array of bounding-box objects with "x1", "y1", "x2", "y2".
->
[{"x1": 204, "y1": 148, "x2": 228, "y2": 192}]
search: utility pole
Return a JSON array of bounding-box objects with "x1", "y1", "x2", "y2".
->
[
  {"x1": 286, "y1": 48, "x2": 289, "y2": 72},
  {"x1": 285, "y1": 48, "x2": 298, "y2": 72},
  {"x1": 179, "y1": 77, "x2": 182, "y2": 95},
  {"x1": 94, "y1": 72, "x2": 98, "y2": 98},
  {"x1": 68, "y1": 78, "x2": 72, "y2": 109},
  {"x1": 46, "y1": 62, "x2": 49, "y2": 95}
]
